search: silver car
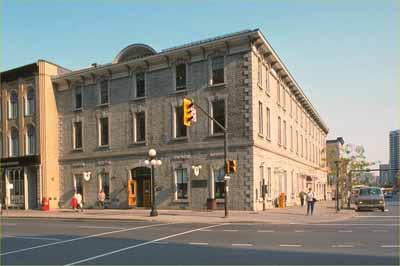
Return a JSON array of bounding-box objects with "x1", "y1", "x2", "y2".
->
[{"x1": 355, "y1": 187, "x2": 385, "y2": 212}]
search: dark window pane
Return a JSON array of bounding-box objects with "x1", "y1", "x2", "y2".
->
[
  {"x1": 74, "y1": 122, "x2": 82, "y2": 149},
  {"x1": 75, "y1": 175, "x2": 83, "y2": 195},
  {"x1": 175, "y1": 64, "x2": 186, "y2": 90},
  {"x1": 75, "y1": 87, "x2": 82, "y2": 109},
  {"x1": 28, "y1": 126, "x2": 35, "y2": 154},
  {"x1": 11, "y1": 91, "x2": 18, "y2": 119},
  {"x1": 175, "y1": 107, "x2": 187, "y2": 137},
  {"x1": 136, "y1": 112, "x2": 145, "y2": 142},
  {"x1": 27, "y1": 88, "x2": 35, "y2": 115},
  {"x1": 136, "y1": 73, "x2": 145, "y2": 98},
  {"x1": 212, "y1": 99, "x2": 225, "y2": 134},
  {"x1": 176, "y1": 169, "x2": 188, "y2": 199},
  {"x1": 102, "y1": 173, "x2": 110, "y2": 199},
  {"x1": 100, "y1": 81, "x2": 108, "y2": 104},
  {"x1": 214, "y1": 168, "x2": 225, "y2": 199},
  {"x1": 100, "y1": 117, "x2": 109, "y2": 146},
  {"x1": 212, "y1": 56, "x2": 224, "y2": 84}
]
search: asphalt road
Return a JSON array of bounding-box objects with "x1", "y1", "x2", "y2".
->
[{"x1": 1, "y1": 197, "x2": 399, "y2": 265}]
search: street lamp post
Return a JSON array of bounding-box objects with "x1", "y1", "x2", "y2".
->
[
  {"x1": 144, "y1": 149, "x2": 162, "y2": 217},
  {"x1": 334, "y1": 160, "x2": 340, "y2": 212}
]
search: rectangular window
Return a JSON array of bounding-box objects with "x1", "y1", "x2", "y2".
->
[
  {"x1": 73, "y1": 121, "x2": 83, "y2": 149},
  {"x1": 175, "y1": 106, "x2": 187, "y2": 138},
  {"x1": 267, "y1": 167, "x2": 272, "y2": 196},
  {"x1": 277, "y1": 83, "x2": 281, "y2": 105},
  {"x1": 100, "y1": 172, "x2": 110, "y2": 200},
  {"x1": 296, "y1": 104, "x2": 299, "y2": 122},
  {"x1": 305, "y1": 138, "x2": 308, "y2": 159},
  {"x1": 99, "y1": 117, "x2": 109, "y2": 146},
  {"x1": 135, "y1": 112, "x2": 145, "y2": 142},
  {"x1": 266, "y1": 107, "x2": 271, "y2": 140},
  {"x1": 212, "y1": 99, "x2": 225, "y2": 134},
  {"x1": 265, "y1": 65, "x2": 270, "y2": 93},
  {"x1": 74, "y1": 174, "x2": 83, "y2": 195},
  {"x1": 283, "y1": 120, "x2": 287, "y2": 148},
  {"x1": 258, "y1": 58, "x2": 262, "y2": 87},
  {"x1": 211, "y1": 56, "x2": 224, "y2": 85},
  {"x1": 258, "y1": 101, "x2": 263, "y2": 135},
  {"x1": 290, "y1": 126, "x2": 293, "y2": 151},
  {"x1": 176, "y1": 168, "x2": 188, "y2": 199},
  {"x1": 260, "y1": 165, "x2": 264, "y2": 199},
  {"x1": 282, "y1": 87, "x2": 286, "y2": 110},
  {"x1": 278, "y1": 116, "x2": 282, "y2": 146},
  {"x1": 175, "y1": 64, "x2": 186, "y2": 91},
  {"x1": 75, "y1": 86, "x2": 82, "y2": 109},
  {"x1": 301, "y1": 134, "x2": 303, "y2": 157},
  {"x1": 100, "y1": 80, "x2": 109, "y2": 105},
  {"x1": 136, "y1": 73, "x2": 145, "y2": 98},
  {"x1": 296, "y1": 130, "x2": 299, "y2": 154},
  {"x1": 214, "y1": 168, "x2": 225, "y2": 199},
  {"x1": 290, "y1": 98, "x2": 293, "y2": 117}
]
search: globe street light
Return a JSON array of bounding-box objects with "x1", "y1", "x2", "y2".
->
[{"x1": 144, "y1": 149, "x2": 162, "y2": 217}]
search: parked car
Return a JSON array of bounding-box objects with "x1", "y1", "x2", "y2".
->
[{"x1": 355, "y1": 187, "x2": 385, "y2": 212}]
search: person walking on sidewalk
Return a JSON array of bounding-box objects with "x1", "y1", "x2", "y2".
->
[
  {"x1": 97, "y1": 190, "x2": 106, "y2": 209},
  {"x1": 299, "y1": 190, "x2": 306, "y2": 207},
  {"x1": 306, "y1": 188, "x2": 316, "y2": 216},
  {"x1": 76, "y1": 192, "x2": 83, "y2": 212}
]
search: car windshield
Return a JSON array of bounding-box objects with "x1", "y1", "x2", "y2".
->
[{"x1": 359, "y1": 188, "x2": 382, "y2": 196}]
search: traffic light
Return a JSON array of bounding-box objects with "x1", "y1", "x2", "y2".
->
[
  {"x1": 183, "y1": 98, "x2": 194, "y2": 127},
  {"x1": 226, "y1": 160, "x2": 237, "y2": 174}
]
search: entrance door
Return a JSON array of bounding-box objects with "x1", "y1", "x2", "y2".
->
[
  {"x1": 28, "y1": 167, "x2": 38, "y2": 209},
  {"x1": 128, "y1": 179, "x2": 137, "y2": 207},
  {"x1": 143, "y1": 179, "x2": 151, "y2": 208},
  {"x1": 8, "y1": 169, "x2": 25, "y2": 209}
]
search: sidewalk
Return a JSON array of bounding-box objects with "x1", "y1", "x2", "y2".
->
[{"x1": 1, "y1": 200, "x2": 354, "y2": 224}]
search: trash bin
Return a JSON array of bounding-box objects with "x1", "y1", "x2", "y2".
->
[
  {"x1": 41, "y1": 197, "x2": 50, "y2": 211},
  {"x1": 207, "y1": 198, "x2": 217, "y2": 210},
  {"x1": 279, "y1": 193, "x2": 285, "y2": 208}
]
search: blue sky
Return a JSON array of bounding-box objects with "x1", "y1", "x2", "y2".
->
[{"x1": 1, "y1": 0, "x2": 398, "y2": 164}]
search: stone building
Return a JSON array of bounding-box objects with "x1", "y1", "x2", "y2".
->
[
  {"x1": 52, "y1": 29, "x2": 329, "y2": 211},
  {"x1": 0, "y1": 60, "x2": 70, "y2": 209}
]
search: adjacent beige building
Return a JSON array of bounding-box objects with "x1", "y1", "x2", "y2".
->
[
  {"x1": 52, "y1": 29, "x2": 329, "y2": 211},
  {"x1": 0, "y1": 60, "x2": 70, "y2": 209}
]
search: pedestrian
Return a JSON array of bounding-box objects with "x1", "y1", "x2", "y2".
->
[
  {"x1": 71, "y1": 194, "x2": 78, "y2": 211},
  {"x1": 97, "y1": 190, "x2": 106, "y2": 209},
  {"x1": 299, "y1": 191, "x2": 305, "y2": 207},
  {"x1": 76, "y1": 192, "x2": 83, "y2": 212},
  {"x1": 306, "y1": 188, "x2": 316, "y2": 216}
]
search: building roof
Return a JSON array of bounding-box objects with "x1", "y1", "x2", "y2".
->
[
  {"x1": 327, "y1": 137, "x2": 344, "y2": 145},
  {"x1": 52, "y1": 29, "x2": 329, "y2": 133}
]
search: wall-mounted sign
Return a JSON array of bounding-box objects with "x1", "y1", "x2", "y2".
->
[
  {"x1": 83, "y1": 172, "x2": 91, "y2": 181},
  {"x1": 192, "y1": 165, "x2": 202, "y2": 176}
]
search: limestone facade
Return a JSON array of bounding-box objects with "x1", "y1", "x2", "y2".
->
[{"x1": 53, "y1": 29, "x2": 329, "y2": 210}]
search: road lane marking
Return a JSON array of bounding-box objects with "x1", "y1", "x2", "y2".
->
[
  {"x1": 78, "y1": 226, "x2": 126, "y2": 230},
  {"x1": 355, "y1": 216, "x2": 400, "y2": 218},
  {"x1": 189, "y1": 242, "x2": 209, "y2": 246},
  {"x1": 280, "y1": 244, "x2": 302, "y2": 247},
  {"x1": 199, "y1": 229, "x2": 212, "y2": 232},
  {"x1": 294, "y1": 230, "x2": 306, "y2": 232},
  {"x1": 338, "y1": 230, "x2": 353, "y2": 232},
  {"x1": 1, "y1": 223, "x2": 17, "y2": 226},
  {"x1": 381, "y1": 245, "x2": 400, "y2": 248},
  {"x1": 311, "y1": 224, "x2": 400, "y2": 226},
  {"x1": 232, "y1": 243, "x2": 253, "y2": 247},
  {"x1": 64, "y1": 223, "x2": 228, "y2": 266},
  {"x1": 373, "y1": 230, "x2": 388, "y2": 232},
  {"x1": 258, "y1": 230, "x2": 274, "y2": 232},
  {"x1": 0, "y1": 223, "x2": 169, "y2": 256},
  {"x1": 332, "y1": 245, "x2": 354, "y2": 248},
  {"x1": 223, "y1": 229, "x2": 238, "y2": 232},
  {"x1": 3, "y1": 236, "x2": 61, "y2": 241}
]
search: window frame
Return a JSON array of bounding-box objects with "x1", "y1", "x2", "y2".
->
[
  {"x1": 99, "y1": 80, "x2": 110, "y2": 106},
  {"x1": 73, "y1": 121, "x2": 83, "y2": 150},
  {"x1": 9, "y1": 127, "x2": 19, "y2": 157},
  {"x1": 213, "y1": 167, "x2": 225, "y2": 199},
  {"x1": 209, "y1": 55, "x2": 225, "y2": 86},
  {"x1": 135, "y1": 72, "x2": 146, "y2": 98},
  {"x1": 98, "y1": 116, "x2": 110, "y2": 147},
  {"x1": 9, "y1": 90, "x2": 18, "y2": 120},
  {"x1": 173, "y1": 105, "x2": 187, "y2": 139},
  {"x1": 134, "y1": 111, "x2": 146, "y2": 143},
  {"x1": 266, "y1": 107, "x2": 271, "y2": 141},
  {"x1": 174, "y1": 168, "x2": 189, "y2": 200},
  {"x1": 258, "y1": 101, "x2": 263, "y2": 136},
  {"x1": 278, "y1": 116, "x2": 282, "y2": 146},
  {"x1": 26, "y1": 125, "x2": 36, "y2": 155},
  {"x1": 210, "y1": 97, "x2": 227, "y2": 136},
  {"x1": 174, "y1": 63, "x2": 188, "y2": 91},
  {"x1": 25, "y1": 87, "x2": 35, "y2": 116}
]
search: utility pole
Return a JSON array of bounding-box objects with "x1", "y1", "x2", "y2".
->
[{"x1": 183, "y1": 98, "x2": 232, "y2": 217}]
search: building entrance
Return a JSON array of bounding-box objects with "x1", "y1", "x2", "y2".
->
[{"x1": 129, "y1": 167, "x2": 151, "y2": 208}]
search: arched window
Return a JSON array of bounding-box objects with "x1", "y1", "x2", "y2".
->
[
  {"x1": 9, "y1": 91, "x2": 18, "y2": 119},
  {"x1": 26, "y1": 87, "x2": 35, "y2": 115},
  {"x1": 27, "y1": 125, "x2": 35, "y2": 155},
  {"x1": 10, "y1": 127, "x2": 19, "y2": 157}
]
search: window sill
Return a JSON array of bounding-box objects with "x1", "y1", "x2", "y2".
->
[
  {"x1": 130, "y1": 141, "x2": 146, "y2": 146},
  {"x1": 97, "y1": 103, "x2": 109, "y2": 108},
  {"x1": 265, "y1": 90, "x2": 271, "y2": 97},
  {"x1": 208, "y1": 82, "x2": 225, "y2": 89},
  {"x1": 169, "y1": 137, "x2": 188, "y2": 143},
  {"x1": 73, "y1": 108, "x2": 83, "y2": 112},
  {"x1": 258, "y1": 84, "x2": 263, "y2": 90},
  {"x1": 207, "y1": 133, "x2": 224, "y2": 139},
  {"x1": 24, "y1": 113, "x2": 33, "y2": 117},
  {"x1": 266, "y1": 137, "x2": 271, "y2": 142},
  {"x1": 72, "y1": 148, "x2": 83, "y2": 152},
  {"x1": 132, "y1": 96, "x2": 147, "y2": 101},
  {"x1": 258, "y1": 133, "x2": 264, "y2": 138},
  {"x1": 173, "y1": 199, "x2": 189, "y2": 203},
  {"x1": 96, "y1": 145, "x2": 110, "y2": 150}
]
